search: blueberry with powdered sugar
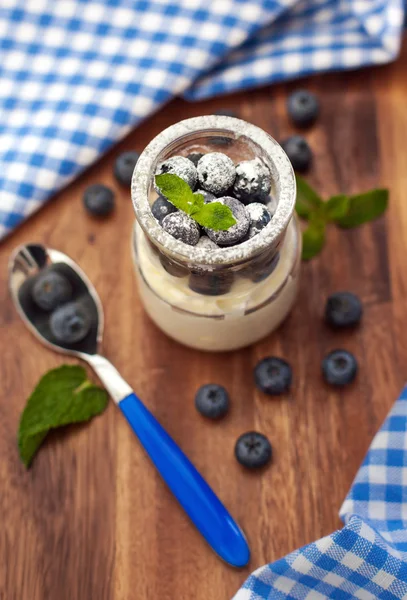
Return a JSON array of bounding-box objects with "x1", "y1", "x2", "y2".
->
[
  {"x1": 232, "y1": 158, "x2": 271, "y2": 204},
  {"x1": 205, "y1": 197, "x2": 249, "y2": 246},
  {"x1": 245, "y1": 203, "x2": 271, "y2": 239},
  {"x1": 162, "y1": 212, "x2": 200, "y2": 246},
  {"x1": 195, "y1": 188, "x2": 216, "y2": 204},
  {"x1": 151, "y1": 196, "x2": 177, "y2": 224},
  {"x1": 155, "y1": 155, "x2": 197, "y2": 190},
  {"x1": 197, "y1": 153, "x2": 236, "y2": 196},
  {"x1": 196, "y1": 235, "x2": 218, "y2": 250}
]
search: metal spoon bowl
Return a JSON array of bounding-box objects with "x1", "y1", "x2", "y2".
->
[{"x1": 8, "y1": 243, "x2": 250, "y2": 568}]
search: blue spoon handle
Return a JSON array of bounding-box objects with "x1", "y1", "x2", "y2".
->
[{"x1": 118, "y1": 392, "x2": 250, "y2": 568}]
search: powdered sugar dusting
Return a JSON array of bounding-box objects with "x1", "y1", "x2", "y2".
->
[{"x1": 131, "y1": 116, "x2": 295, "y2": 266}]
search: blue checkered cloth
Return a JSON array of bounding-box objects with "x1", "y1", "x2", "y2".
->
[
  {"x1": 234, "y1": 386, "x2": 407, "y2": 600},
  {"x1": 0, "y1": 0, "x2": 405, "y2": 239}
]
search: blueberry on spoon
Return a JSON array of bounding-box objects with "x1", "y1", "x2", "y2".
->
[
  {"x1": 50, "y1": 301, "x2": 92, "y2": 344},
  {"x1": 32, "y1": 270, "x2": 72, "y2": 311}
]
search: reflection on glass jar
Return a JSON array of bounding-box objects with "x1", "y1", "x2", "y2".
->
[{"x1": 131, "y1": 116, "x2": 300, "y2": 352}]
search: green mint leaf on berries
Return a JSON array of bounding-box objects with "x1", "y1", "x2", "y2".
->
[
  {"x1": 334, "y1": 189, "x2": 388, "y2": 228},
  {"x1": 193, "y1": 201, "x2": 237, "y2": 231},
  {"x1": 302, "y1": 217, "x2": 326, "y2": 261},
  {"x1": 18, "y1": 365, "x2": 108, "y2": 468},
  {"x1": 155, "y1": 173, "x2": 236, "y2": 231},
  {"x1": 295, "y1": 174, "x2": 323, "y2": 218},
  {"x1": 323, "y1": 195, "x2": 350, "y2": 222}
]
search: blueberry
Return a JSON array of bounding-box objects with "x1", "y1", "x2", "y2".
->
[
  {"x1": 250, "y1": 252, "x2": 280, "y2": 283},
  {"x1": 159, "y1": 253, "x2": 189, "y2": 278},
  {"x1": 151, "y1": 196, "x2": 177, "y2": 224},
  {"x1": 254, "y1": 357, "x2": 292, "y2": 395},
  {"x1": 197, "y1": 153, "x2": 236, "y2": 196},
  {"x1": 214, "y1": 108, "x2": 238, "y2": 117},
  {"x1": 235, "y1": 432, "x2": 272, "y2": 469},
  {"x1": 322, "y1": 349, "x2": 358, "y2": 386},
  {"x1": 325, "y1": 292, "x2": 362, "y2": 329},
  {"x1": 287, "y1": 90, "x2": 319, "y2": 128},
  {"x1": 205, "y1": 197, "x2": 249, "y2": 246},
  {"x1": 83, "y1": 184, "x2": 115, "y2": 217},
  {"x1": 114, "y1": 151, "x2": 140, "y2": 186},
  {"x1": 49, "y1": 301, "x2": 92, "y2": 344},
  {"x1": 32, "y1": 270, "x2": 72, "y2": 312},
  {"x1": 162, "y1": 212, "x2": 200, "y2": 246},
  {"x1": 189, "y1": 271, "x2": 233, "y2": 296},
  {"x1": 232, "y1": 158, "x2": 272, "y2": 204},
  {"x1": 187, "y1": 152, "x2": 204, "y2": 167},
  {"x1": 195, "y1": 188, "x2": 216, "y2": 204},
  {"x1": 195, "y1": 384, "x2": 229, "y2": 419},
  {"x1": 245, "y1": 203, "x2": 271, "y2": 239},
  {"x1": 155, "y1": 156, "x2": 197, "y2": 190},
  {"x1": 281, "y1": 136, "x2": 312, "y2": 173}
]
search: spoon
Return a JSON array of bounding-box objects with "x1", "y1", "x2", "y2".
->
[{"x1": 9, "y1": 243, "x2": 250, "y2": 568}]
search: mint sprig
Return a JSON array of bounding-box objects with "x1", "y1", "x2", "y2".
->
[
  {"x1": 295, "y1": 175, "x2": 388, "y2": 261},
  {"x1": 18, "y1": 365, "x2": 108, "y2": 468},
  {"x1": 155, "y1": 173, "x2": 237, "y2": 231}
]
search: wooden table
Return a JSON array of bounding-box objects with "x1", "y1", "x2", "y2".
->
[{"x1": 1, "y1": 41, "x2": 407, "y2": 600}]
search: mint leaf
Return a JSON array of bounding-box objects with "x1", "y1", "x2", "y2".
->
[
  {"x1": 18, "y1": 365, "x2": 108, "y2": 468},
  {"x1": 155, "y1": 173, "x2": 236, "y2": 231},
  {"x1": 302, "y1": 218, "x2": 326, "y2": 261},
  {"x1": 295, "y1": 175, "x2": 323, "y2": 219},
  {"x1": 335, "y1": 189, "x2": 388, "y2": 228},
  {"x1": 155, "y1": 173, "x2": 197, "y2": 215},
  {"x1": 324, "y1": 195, "x2": 350, "y2": 222},
  {"x1": 194, "y1": 202, "x2": 237, "y2": 231}
]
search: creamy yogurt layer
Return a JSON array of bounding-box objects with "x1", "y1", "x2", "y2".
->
[{"x1": 133, "y1": 217, "x2": 300, "y2": 351}]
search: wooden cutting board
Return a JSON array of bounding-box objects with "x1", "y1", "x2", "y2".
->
[{"x1": 1, "y1": 40, "x2": 407, "y2": 600}]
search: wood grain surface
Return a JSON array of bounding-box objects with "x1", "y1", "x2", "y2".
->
[{"x1": 1, "y1": 41, "x2": 407, "y2": 600}]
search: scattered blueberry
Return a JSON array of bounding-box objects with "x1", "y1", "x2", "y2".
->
[
  {"x1": 49, "y1": 301, "x2": 92, "y2": 344},
  {"x1": 195, "y1": 188, "x2": 216, "y2": 204},
  {"x1": 235, "y1": 432, "x2": 272, "y2": 469},
  {"x1": 281, "y1": 136, "x2": 312, "y2": 173},
  {"x1": 287, "y1": 90, "x2": 319, "y2": 128},
  {"x1": 232, "y1": 158, "x2": 272, "y2": 204},
  {"x1": 205, "y1": 197, "x2": 249, "y2": 246},
  {"x1": 32, "y1": 270, "x2": 72, "y2": 312},
  {"x1": 114, "y1": 151, "x2": 140, "y2": 186},
  {"x1": 187, "y1": 152, "x2": 204, "y2": 166},
  {"x1": 162, "y1": 212, "x2": 200, "y2": 246},
  {"x1": 83, "y1": 184, "x2": 115, "y2": 217},
  {"x1": 151, "y1": 196, "x2": 177, "y2": 224},
  {"x1": 195, "y1": 384, "x2": 229, "y2": 419},
  {"x1": 197, "y1": 152, "x2": 236, "y2": 196},
  {"x1": 322, "y1": 349, "x2": 358, "y2": 386},
  {"x1": 254, "y1": 357, "x2": 292, "y2": 395},
  {"x1": 214, "y1": 108, "x2": 238, "y2": 117},
  {"x1": 325, "y1": 292, "x2": 362, "y2": 329},
  {"x1": 245, "y1": 203, "x2": 271, "y2": 239},
  {"x1": 189, "y1": 270, "x2": 233, "y2": 296},
  {"x1": 156, "y1": 155, "x2": 197, "y2": 190}
]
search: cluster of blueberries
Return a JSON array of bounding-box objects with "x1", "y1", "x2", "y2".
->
[
  {"x1": 196, "y1": 291, "x2": 362, "y2": 469},
  {"x1": 152, "y1": 152, "x2": 273, "y2": 248},
  {"x1": 29, "y1": 269, "x2": 92, "y2": 345}
]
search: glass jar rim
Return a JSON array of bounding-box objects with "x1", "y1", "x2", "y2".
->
[{"x1": 131, "y1": 115, "x2": 296, "y2": 266}]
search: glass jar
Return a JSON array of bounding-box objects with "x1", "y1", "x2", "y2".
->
[{"x1": 131, "y1": 116, "x2": 300, "y2": 352}]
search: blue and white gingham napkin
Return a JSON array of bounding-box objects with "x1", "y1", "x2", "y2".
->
[
  {"x1": 0, "y1": 0, "x2": 405, "y2": 240},
  {"x1": 234, "y1": 386, "x2": 407, "y2": 600}
]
